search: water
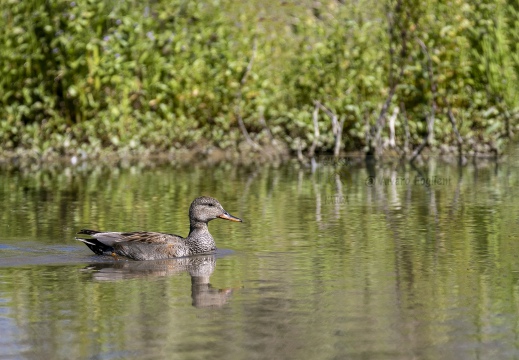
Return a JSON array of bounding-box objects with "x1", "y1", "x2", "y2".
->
[{"x1": 0, "y1": 152, "x2": 518, "y2": 360}]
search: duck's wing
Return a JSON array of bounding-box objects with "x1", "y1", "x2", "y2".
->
[
  {"x1": 111, "y1": 231, "x2": 184, "y2": 244},
  {"x1": 109, "y1": 232, "x2": 189, "y2": 260},
  {"x1": 77, "y1": 229, "x2": 184, "y2": 246}
]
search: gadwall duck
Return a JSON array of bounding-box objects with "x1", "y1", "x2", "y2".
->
[{"x1": 76, "y1": 196, "x2": 242, "y2": 260}]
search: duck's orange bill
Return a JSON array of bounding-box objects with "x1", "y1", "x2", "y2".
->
[{"x1": 218, "y1": 212, "x2": 242, "y2": 222}]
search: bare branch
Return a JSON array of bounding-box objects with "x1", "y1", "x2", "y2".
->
[
  {"x1": 314, "y1": 101, "x2": 343, "y2": 157},
  {"x1": 334, "y1": 116, "x2": 346, "y2": 158},
  {"x1": 408, "y1": 37, "x2": 439, "y2": 163},
  {"x1": 296, "y1": 138, "x2": 305, "y2": 163},
  {"x1": 309, "y1": 103, "x2": 320, "y2": 158},
  {"x1": 258, "y1": 107, "x2": 273, "y2": 140},
  {"x1": 410, "y1": 135, "x2": 428, "y2": 162},
  {"x1": 372, "y1": 0, "x2": 407, "y2": 158},
  {"x1": 388, "y1": 107, "x2": 399, "y2": 148},
  {"x1": 416, "y1": 38, "x2": 437, "y2": 145},
  {"x1": 444, "y1": 96, "x2": 463, "y2": 161},
  {"x1": 236, "y1": 37, "x2": 260, "y2": 150},
  {"x1": 240, "y1": 38, "x2": 258, "y2": 86},
  {"x1": 399, "y1": 102, "x2": 410, "y2": 156},
  {"x1": 314, "y1": 101, "x2": 336, "y2": 125}
]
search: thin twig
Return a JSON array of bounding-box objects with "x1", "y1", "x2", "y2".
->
[
  {"x1": 314, "y1": 101, "x2": 338, "y2": 137},
  {"x1": 334, "y1": 116, "x2": 346, "y2": 158},
  {"x1": 445, "y1": 99, "x2": 463, "y2": 146},
  {"x1": 416, "y1": 38, "x2": 437, "y2": 145},
  {"x1": 408, "y1": 37, "x2": 439, "y2": 162},
  {"x1": 410, "y1": 135, "x2": 428, "y2": 162},
  {"x1": 309, "y1": 103, "x2": 320, "y2": 157},
  {"x1": 296, "y1": 138, "x2": 305, "y2": 163},
  {"x1": 388, "y1": 107, "x2": 399, "y2": 148},
  {"x1": 236, "y1": 37, "x2": 260, "y2": 150},
  {"x1": 258, "y1": 107, "x2": 273, "y2": 140},
  {"x1": 240, "y1": 38, "x2": 257, "y2": 86},
  {"x1": 314, "y1": 101, "x2": 343, "y2": 157},
  {"x1": 399, "y1": 102, "x2": 409, "y2": 155},
  {"x1": 503, "y1": 108, "x2": 512, "y2": 138},
  {"x1": 444, "y1": 96, "x2": 463, "y2": 161},
  {"x1": 373, "y1": 0, "x2": 407, "y2": 158}
]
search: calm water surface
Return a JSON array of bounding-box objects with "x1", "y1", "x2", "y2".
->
[{"x1": 0, "y1": 153, "x2": 519, "y2": 360}]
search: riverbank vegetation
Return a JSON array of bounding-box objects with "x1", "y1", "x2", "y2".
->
[{"x1": 1, "y1": 0, "x2": 518, "y2": 164}]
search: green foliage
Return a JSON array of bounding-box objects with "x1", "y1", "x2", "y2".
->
[{"x1": 0, "y1": 0, "x2": 517, "y2": 159}]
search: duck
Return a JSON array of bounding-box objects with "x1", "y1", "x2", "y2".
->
[{"x1": 75, "y1": 196, "x2": 242, "y2": 261}]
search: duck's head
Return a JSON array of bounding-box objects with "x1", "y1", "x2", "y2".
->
[{"x1": 189, "y1": 196, "x2": 242, "y2": 224}]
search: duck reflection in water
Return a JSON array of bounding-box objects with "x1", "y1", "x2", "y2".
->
[{"x1": 82, "y1": 254, "x2": 233, "y2": 308}]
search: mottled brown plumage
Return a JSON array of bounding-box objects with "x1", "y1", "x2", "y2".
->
[{"x1": 76, "y1": 196, "x2": 242, "y2": 260}]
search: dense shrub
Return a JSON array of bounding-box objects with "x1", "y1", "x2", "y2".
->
[{"x1": 0, "y1": 0, "x2": 517, "y2": 159}]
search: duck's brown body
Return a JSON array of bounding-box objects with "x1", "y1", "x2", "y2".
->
[{"x1": 76, "y1": 197, "x2": 241, "y2": 261}]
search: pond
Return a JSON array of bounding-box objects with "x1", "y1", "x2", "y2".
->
[{"x1": 1, "y1": 150, "x2": 518, "y2": 359}]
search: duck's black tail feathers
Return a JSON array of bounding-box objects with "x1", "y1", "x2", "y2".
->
[{"x1": 76, "y1": 229, "x2": 114, "y2": 256}]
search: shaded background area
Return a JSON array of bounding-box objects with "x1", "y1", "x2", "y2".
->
[{"x1": 0, "y1": 148, "x2": 518, "y2": 359}]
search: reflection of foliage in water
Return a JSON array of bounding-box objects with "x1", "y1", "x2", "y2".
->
[{"x1": 0, "y1": 156, "x2": 519, "y2": 358}]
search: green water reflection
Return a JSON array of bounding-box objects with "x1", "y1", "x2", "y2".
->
[{"x1": 0, "y1": 154, "x2": 519, "y2": 359}]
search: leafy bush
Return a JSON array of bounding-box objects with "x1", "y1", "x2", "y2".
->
[{"x1": 0, "y1": 0, "x2": 517, "y2": 160}]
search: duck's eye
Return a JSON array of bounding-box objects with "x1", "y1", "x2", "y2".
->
[{"x1": 207, "y1": 203, "x2": 215, "y2": 207}]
